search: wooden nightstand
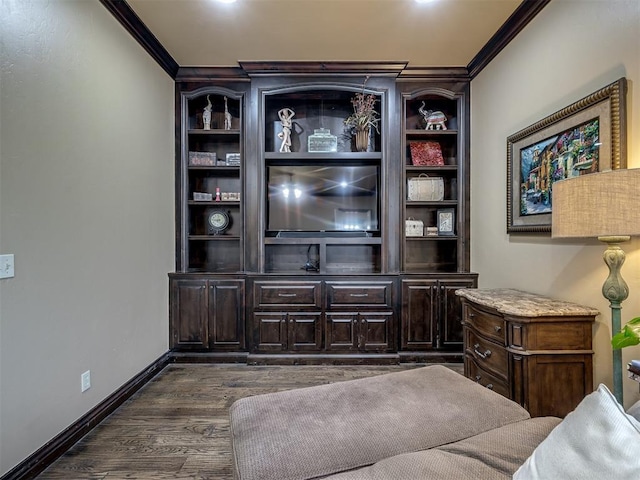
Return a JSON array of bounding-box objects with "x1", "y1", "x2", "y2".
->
[{"x1": 456, "y1": 288, "x2": 599, "y2": 417}]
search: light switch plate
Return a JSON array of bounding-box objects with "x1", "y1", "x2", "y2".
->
[
  {"x1": 0, "y1": 255, "x2": 14, "y2": 278},
  {"x1": 81, "y1": 370, "x2": 91, "y2": 392}
]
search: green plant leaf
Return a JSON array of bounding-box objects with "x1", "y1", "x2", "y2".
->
[{"x1": 611, "y1": 316, "x2": 640, "y2": 349}]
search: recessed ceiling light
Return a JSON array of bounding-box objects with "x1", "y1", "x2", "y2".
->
[
  {"x1": 216, "y1": 0, "x2": 237, "y2": 3},
  {"x1": 415, "y1": 0, "x2": 438, "y2": 3}
]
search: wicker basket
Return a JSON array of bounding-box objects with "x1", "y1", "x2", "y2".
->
[{"x1": 407, "y1": 174, "x2": 444, "y2": 201}]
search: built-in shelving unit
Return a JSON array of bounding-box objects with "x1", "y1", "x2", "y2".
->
[
  {"x1": 170, "y1": 68, "x2": 476, "y2": 364},
  {"x1": 179, "y1": 88, "x2": 244, "y2": 273},
  {"x1": 259, "y1": 84, "x2": 385, "y2": 275},
  {"x1": 401, "y1": 87, "x2": 469, "y2": 273}
]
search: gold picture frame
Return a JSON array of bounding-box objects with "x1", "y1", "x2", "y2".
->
[{"x1": 506, "y1": 78, "x2": 627, "y2": 233}]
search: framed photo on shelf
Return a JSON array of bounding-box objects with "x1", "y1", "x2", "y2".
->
[
  {"x1": 506, "y1": 78, "x2": 627, "y2": 233},
  {"x1": 226, "y1": 153, "x2": 241, "y2": 166},
  {"x1": 437, "y1": 208, "x2": 455, "y2": 236}
]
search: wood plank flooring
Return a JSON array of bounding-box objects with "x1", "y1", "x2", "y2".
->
[{"x1": 36, "y1": 363, "x2": 463, "y2": 479}]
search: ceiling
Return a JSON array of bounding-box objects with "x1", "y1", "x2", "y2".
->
[{"x1": 124, "y1": 0, "x2": 531, "y2": 71}]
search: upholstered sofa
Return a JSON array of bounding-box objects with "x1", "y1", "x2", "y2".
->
[{"x1": 229, "y1": 365, "x2": 640, "y2": 480}]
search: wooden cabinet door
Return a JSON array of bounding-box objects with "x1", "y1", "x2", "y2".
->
[
  {"x1": 171, "y1": 279, "x2": 208, "y2": 349},
  {"x1": 254, "y1": 311, "x2": 322, "y2": 352},
  {"x1": 401, "y1": 280, "x2": 438, "y2": 350},
  {"x1": 208, "y1": 280, "x2": 245, "y2": 350},
  {"x1": 359, "y1": 312, "x2": 393, "y2": 352},
  {"x1": 327, "y1": 312, "x2": 393, "y2": 352},
  {"x1": 326, "y1": 313, "x2": 358, "y2": 351},
  {"x1": 288, "y1": 312, "x2": 323, "y2": 351},
  {"x1": 254, "y1": 312, "x2": 287, "y2": 351},
  {"x1": 439, "y1": 279, "x2": 476, "y2": 348}
]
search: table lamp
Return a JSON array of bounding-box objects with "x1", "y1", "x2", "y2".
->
[{"x1": 552, "y1": 168, "x2": 640, "y2": 404}]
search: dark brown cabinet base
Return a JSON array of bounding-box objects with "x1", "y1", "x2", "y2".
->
[
  {"x1": 326, "y1": 312, "x2": 394, "y2": 352},
  {"x1": 250, "y1": 277, "x2": 396, "y2": 357},
  {"x1": 170, "y1": 275, "x2": 245, "y2": 351},
  {"x1": 170, "y1": 273, "x2": 480, "y2": 365},
  {"x1": 254, "y1": 312, "x2": 323, "y2": 352},
  {"x1": 400, "y1": 276, "x2": 477, "y2": 362}
]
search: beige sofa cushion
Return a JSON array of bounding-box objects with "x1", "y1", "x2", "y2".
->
[
  {"x1": 229, "y1": 365, "x2": 531, "y2": 480},
  {"x1": 324, "y1": 417, "x2": 560, "y2": 480}
]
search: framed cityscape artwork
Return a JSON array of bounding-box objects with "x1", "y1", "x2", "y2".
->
[{"x1": 506, "y1": 78, "x2": 627, "y2": 233}]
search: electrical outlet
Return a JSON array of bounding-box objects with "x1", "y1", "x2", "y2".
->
[
  {"x1": 81, "y1": 370, "x2": 91, "y2": 392},
  {"x1": 0, "y1": 254, "x2": 14, "y2": 279}
]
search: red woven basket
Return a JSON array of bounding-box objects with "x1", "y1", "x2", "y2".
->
[{"x1": 410, "y1": 141, "x2": 444, "y2": 166}]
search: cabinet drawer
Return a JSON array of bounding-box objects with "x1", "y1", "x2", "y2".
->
[
  {"x1": 465, "y1": 329, "x2": 508, "y2": 379},
  {"x1": 326, "y1": 282, "x2": 392, "y2": 308},
  {"x1": 465, "y1": 356, "x2": 510, "y2": 399},
  {"x1": 253, "y1": 282, "x2": 321, "y2": 308},
  {"x1": 463, "y1": 305, "x2": 505, "y2": 344}
]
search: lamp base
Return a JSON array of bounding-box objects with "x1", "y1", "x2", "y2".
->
[{"x1": 598, "y1": 235, "x2": 630, "y2": 405}]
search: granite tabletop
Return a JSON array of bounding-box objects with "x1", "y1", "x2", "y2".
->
[{"x1": 455, "y1": 288, "x2": 600, "y2": 317}]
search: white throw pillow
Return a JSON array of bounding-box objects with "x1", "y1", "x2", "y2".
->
[
  {"x1": 627, "y1": 399, "x2": 640, "y2": 422},
  {"x1": 513, "y1": 384, "x2": 640, "y2": 480}
]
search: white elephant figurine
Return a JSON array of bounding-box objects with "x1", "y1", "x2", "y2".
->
[{"x1": 418, "y1": 101, "x2": 447, "y2": 130}]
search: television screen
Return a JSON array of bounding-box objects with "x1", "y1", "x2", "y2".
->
[{"x1": 267, "y1": 164, "x2": 379, "y2": 235}]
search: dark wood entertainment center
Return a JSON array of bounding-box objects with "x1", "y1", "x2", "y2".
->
[{"x1": 169, "y1": 63, "x2": 478, "y2": 364}]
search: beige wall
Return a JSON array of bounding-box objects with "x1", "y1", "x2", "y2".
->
[
  {"x1": 0, "y1": 0, "x2": 174, "y2": 474},
  {"x1": 471, "y1": 0, "x2": 640, "y2": 408}
]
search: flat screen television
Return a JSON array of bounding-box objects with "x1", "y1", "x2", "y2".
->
[{"x1": 267, "y1": 164, "x2": 380, "y2": 236}]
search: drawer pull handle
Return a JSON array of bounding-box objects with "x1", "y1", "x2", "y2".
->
[
  {"x1": 494, "y1": 325, "x2": 502, "y2": 333},
  {"x1": 350, "y1": 293, "x2": 369, "y2": 297},
  {"x1": 278, "y1": 293, "x2": 297, "y2": 297},
  {"x1": 486, "y1": 383, "x2": 494, "y2": 390},
  {"x1": 474, "y1": 375, "x2": 482, "y2": 382},
  {"x1": 473, "y1": 344, "x2": 492, "y2": 359}
]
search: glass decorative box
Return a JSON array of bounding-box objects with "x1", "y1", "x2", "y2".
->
[{"x1": 308, "y1": 128, "x2": 337, "y2": 153}]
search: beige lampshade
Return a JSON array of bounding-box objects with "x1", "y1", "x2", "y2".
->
[{"x1": 552, "y1": 168, "x2": 640, "y2": 238}]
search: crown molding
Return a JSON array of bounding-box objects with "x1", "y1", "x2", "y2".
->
[
  {"x1": 101, "y1": 1, "x2": 549, "y2": 81},
  {"x1": 238, "y1": 61, "x2": 409, "y2": 77},
  {"x1": 99, "y1": 0, "x2": 179, "y2": 78},
  {"x1": 175, "y1": 67, "x2": 250, "y2": 83},
  {"x1": 397, "y1": 67, "x2": 470, "y2": 81},
  {"x1": 467, "y1": 0, "x2": 552, "y2": 79}
]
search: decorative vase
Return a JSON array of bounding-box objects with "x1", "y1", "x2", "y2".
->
[{"x1": 355, "y1": 126, "x2": 370, "y2": 152}]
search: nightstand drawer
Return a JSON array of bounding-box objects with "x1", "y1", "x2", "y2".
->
[
  {"x1": 464, "y1": 304, "x2": 506, "y2": 343},
  {"x1": 326, "y1": 282, "x2": 393, "y2": 308},
  {"x1": 466, "y1": 356, "x2": 510, "y2": 398},
  {"x1": 465, "y1": 328, "x2": 508, "y2": 378}
]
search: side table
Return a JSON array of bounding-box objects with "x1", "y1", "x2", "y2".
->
[{"x1": 456, "y1": 288, "x2": 599, "y2": 417}]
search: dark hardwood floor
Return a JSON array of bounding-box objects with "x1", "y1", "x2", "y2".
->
[{"x1": 36, "y1": 363, "x2": 463, "y2": 479}]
